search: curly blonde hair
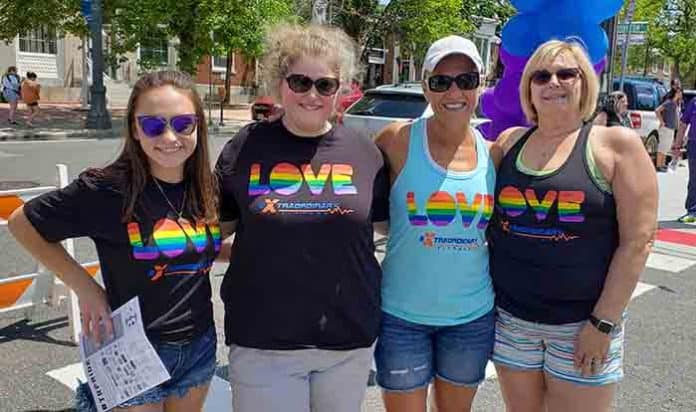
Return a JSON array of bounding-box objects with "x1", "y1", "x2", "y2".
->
[{"x1": 261, "y1": 23, "x2": 359, "y2": 101}]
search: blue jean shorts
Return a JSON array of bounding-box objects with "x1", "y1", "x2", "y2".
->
[
  {"x1": 374, "y1": 310, "x2": 495, "y2": 392},
  {"x1": 76, "y1": 326, "x2": 217, "y2": 411}
]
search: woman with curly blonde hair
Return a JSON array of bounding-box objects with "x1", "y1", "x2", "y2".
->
[{"x1": 215, "y1": 23, "x2": 389, "y2": 412}]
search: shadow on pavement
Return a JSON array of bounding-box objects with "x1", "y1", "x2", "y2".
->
[{"x1": 0, "y1": 316, "x2": 75, "y2": 347}]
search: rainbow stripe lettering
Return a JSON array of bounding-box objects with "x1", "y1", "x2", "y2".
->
[
  {"x1": 498, "y1": 186, "x2": 527, "y2": 217},
  {"x1": 248, "y1": 163, "x2": 270, "y2": 196},
  {"x1": 524, "y1": 189, "x2": 558, "y2": 221},
  {"x1": 270, "y1": 163, "x2": 303, "y2": 196},
  {"x1": 406, "y1": 192, "x2": 428, "y2": 226},
  {"x1": 558, "y1": 191, "x2": 585, "y2": 222},
  {"x1": 128, "y1": 222, "x2": 159, "y2": 260},
  {"x1": 331, "y1": 164, "x2": 358, "y2": 195},
  {"x1": 426, "y1": 191, "x2": 456, "y2": 227},
  {"x1": 302, "y1": 164, "x2": 331, "y2": 195}
]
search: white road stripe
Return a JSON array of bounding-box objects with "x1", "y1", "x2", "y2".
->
[{"x1": 645, "y1": 252, "x2": 696, "y2": 273}]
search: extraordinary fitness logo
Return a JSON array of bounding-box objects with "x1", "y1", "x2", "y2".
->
[
  {"x1": 253, "y1": 198, "x2": 354, "y2": 215},
  {"x1": 419, "y1": 232, "x2": 482, "y2": 251}
]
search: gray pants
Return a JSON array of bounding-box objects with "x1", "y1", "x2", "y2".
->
[{"x1": 227, "y1": 344, "x2": 374, "y2": 412}]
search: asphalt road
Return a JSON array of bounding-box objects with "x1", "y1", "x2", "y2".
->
[{"x1": 1, "y1": 136, "x2": 695, "y2": 411}]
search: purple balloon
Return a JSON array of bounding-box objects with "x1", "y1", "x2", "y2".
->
[
  {"x1": 500, "y1": 47, "x2": 529, "y2": 73},
  {"x1": 478, "y1": 121, "x2": 496, "y2": 141},
  {"x1": 480, "y1": 88, "x2": 499, "y2": 119},
  {"x1": 594, "y1": 56, "x2": 607, "y2": 74},
  {"x1": 494, "y1": 74, "x2": 525, "y2": 116}
]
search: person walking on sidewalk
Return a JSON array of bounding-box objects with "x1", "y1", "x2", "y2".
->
[
  {"x1": 2, "y1": 66, "x2": 21, "y2": 124},
  {"x1": 21, "y1": 72, "x2": 41, "y2": 127},
  {"x1": 655, "y1": 88, "x2": 681, "y2": 172},
  {"x1": 489, "y1": 39, "x2": 657, "y2": 412},
  {"x1": 215, "y1": 24, "x2": 389, "y2": 412},
  {"x1": 674, "y1": 92, "x2": 696, "y2": 223},
  {"x1": 374, "y1": 35, "x2": 496, "y2": 412},
  {"x1": 8, "y1": 70, "x2": 222, "y2": 411}
]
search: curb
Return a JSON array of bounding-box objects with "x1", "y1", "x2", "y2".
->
[{"x1": 0, "y1": 121, "x2": 250, "y2": 142}]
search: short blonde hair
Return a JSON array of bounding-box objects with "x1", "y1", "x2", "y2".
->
[
  {"x1": 519, "y1": 40, "x2": 600, "y2": 124},
  {"x1": 261, "y1": 23, "x2": 359, "y2": 101}
]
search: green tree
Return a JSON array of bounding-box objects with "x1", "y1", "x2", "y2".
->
[
  {"x1": 199, "y1": 0, "x2": 295, "y2": 101},
  {"x1": 651, "y1": 0, "x2": 696, "y2": 86}
]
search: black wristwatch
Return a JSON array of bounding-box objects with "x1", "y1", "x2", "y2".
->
[{"x1": 588, "y1": 315, "x2": 616, "y2": 334}]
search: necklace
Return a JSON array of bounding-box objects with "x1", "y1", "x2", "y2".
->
[{"x1": 153, "y1": 178, "x2": 187, "y2": 223}]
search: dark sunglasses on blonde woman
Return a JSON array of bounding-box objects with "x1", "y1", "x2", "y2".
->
[
  {"x1": 285, "y1": 74, "x2": 340, "y2": 96},
  {"x1": 530, "y1": 68, "x2": 581, "y2": 85}
]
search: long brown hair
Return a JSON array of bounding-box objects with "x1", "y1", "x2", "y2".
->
[{"x1": 87, "y1": 70, "x2": 218, "y2": 224}]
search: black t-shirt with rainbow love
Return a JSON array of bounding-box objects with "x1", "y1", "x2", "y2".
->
[{"x1": 216, "y1": 120, "x2": 389, "y2": 350}]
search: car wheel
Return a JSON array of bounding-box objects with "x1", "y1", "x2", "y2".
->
[{"x1": 644, "y1": 132, "x2": 658, "y2": 166}]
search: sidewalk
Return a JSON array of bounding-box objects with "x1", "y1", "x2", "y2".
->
[{"x1": 0, "y1": 102, "x2": 252, "y2": 141}]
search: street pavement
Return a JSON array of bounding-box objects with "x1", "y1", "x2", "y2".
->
[{"x1": 1, "y1": 137, "x2": 695, "y2": 411}]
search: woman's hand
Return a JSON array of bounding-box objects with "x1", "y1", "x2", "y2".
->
[
  {"x1": 573, "y1": 322, "x2": 611, "y2": 377},
  {"x1": 76, "y1": 280, "x2": 113, "y2": 346}
]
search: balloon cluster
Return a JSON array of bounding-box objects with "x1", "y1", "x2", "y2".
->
[{"x1": 479, "y1": 0, "x2": 623, "y2": 140}]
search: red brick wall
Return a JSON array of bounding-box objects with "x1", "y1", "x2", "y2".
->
[{"x1": 194, "y1": 53, "x2": 256, "y2": 88}]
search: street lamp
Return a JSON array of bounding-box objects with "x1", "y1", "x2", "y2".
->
[{"x1": 85, "y1": 0, "x2": 112, "y2": 129}]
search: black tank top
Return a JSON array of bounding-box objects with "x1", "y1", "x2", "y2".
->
[{"x1": 489, "y1": 122, "x2": 618, "y2": 324}]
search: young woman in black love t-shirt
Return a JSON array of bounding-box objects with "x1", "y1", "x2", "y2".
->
[
  {"x1": 8, "y1": 71, "x2": 221, "y2": 411},
  {"x1": 215, "y1": 24, "x2": 389, "y2": 412}
]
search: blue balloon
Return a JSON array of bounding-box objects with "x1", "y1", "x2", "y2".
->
[
  {"x1": 509, "y1": 0, "x2": 550, "y2": 13},
  {"x1": 576, "y1": 0, "x2": 624, "y2": 21},
  {"x1": 501, "y1": 14, "x2": 542, "y2": 57},
  {"x1": 537, "y1": 18, "x2": 608, "y2": 63}
]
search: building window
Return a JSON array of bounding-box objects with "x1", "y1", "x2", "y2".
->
[
  {"x1": 212, "y1": 53, "x2": 235, "y2": 73},
  {"x1": 140, "y1": 36, "x2": 169, "y2": 67},
  {"x1": 19, "y1": 27, "x2": 57, "y2": 55}
]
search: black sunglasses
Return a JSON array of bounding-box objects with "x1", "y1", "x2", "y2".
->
[
  {"x1": 285, "y1": 74, "x2": 340, "y2": 96},
  {"x1": 530, "y1": 68, "x2": 581, "y2": 85},
  {"x1": 427, "y1": 72, "x2": 480, "y2": 93},
  {"x1": 136, "y1": 114, "x2": 197, "y2": 138}
]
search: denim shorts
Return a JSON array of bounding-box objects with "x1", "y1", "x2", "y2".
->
[
  {"x1": 75, "y1": 326, "x2": 217, "y2": 411},
  {"x1": 375, "y1": 310, "x2": 495, "y2": 392},
  {"x1": 492, "y1": 308, "x2": 624, "y2": 386}
]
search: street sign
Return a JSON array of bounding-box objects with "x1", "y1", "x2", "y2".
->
[
  {"x1": 81, "y1": 0, "x2": 92, "y2": 22},
  {"x1": 617, "y1": 21, "x2": 648, "y2": 35},
  {"x1": 617, "y1": 34, "x2": 647, "y2": 46}
]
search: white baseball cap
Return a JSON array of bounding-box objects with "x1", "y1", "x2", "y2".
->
[{"x1": 421, "y1": 35, "x2": 484, "y2": 78}]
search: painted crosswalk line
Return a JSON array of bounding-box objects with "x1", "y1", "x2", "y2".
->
[
  {"x1": 45, "y1": 280, "x2": 662, "y2": 403},
  {"x1": 47, "y1": 362, "x2": 232, "y2": 412}
]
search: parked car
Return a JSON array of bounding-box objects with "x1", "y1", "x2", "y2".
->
[
  {"x1": 341, "y1": 82, "x2": 488, "y2": 139},
  {"x1": 251, "y1": 82, "x2": 364, "y2": 122},
  {"x1": 250, "y1": 95, "x2": 282, "y2": 121},
  {"x1": 613, "y1": 78, "x2": 668, "y2": 162}
]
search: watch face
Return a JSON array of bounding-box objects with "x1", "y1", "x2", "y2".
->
[{"x1": 597, "y1": 320, "x2": 614, "y2": 334}]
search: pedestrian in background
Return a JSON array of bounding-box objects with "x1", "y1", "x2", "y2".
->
[
  {"x1": 656, "y1": 88, "x2": 681, "y2": 172},
  {"x1": 593, "y1": 91, "x2": 631, "y2": 128},
  {"x1": 8, "y1": 70, "x2": 221, "y2": 411},
  {"x1": 489, "y1": 39, "x2": 657, "y2": 412},
  {"x1": 2, "y1": 66, "x2": 21, "y2": 125},
  {"x1": 373, "y1": 35, "x2": 496, "y2": 412},
  {"x1": 21, "y1": 71, "x2": 41, "y2": 127},
  {"x1": 215, "y1": 23, "x2": 389, "y2": 412},
  {"x1": 673, "y1": 93, "x2": 696, "y2": 223}
]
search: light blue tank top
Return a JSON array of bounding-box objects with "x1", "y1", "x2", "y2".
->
[{"x1": 381, "y1": 117, "x2": 495, "y2": 325}]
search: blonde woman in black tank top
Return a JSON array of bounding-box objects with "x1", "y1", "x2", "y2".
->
[{"x1": 489, "y1": 40, "x2": 657, "y2": 412}]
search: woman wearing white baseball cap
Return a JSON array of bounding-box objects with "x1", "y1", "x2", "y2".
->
[{"x1": 374, "y1": 35, "x2": 499, "y2": 412}]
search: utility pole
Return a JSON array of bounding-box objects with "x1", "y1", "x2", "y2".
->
[
  {"x1": 618, "y1": 0, "x2": 637, "y2": 92},
  {"x1": 85, "y1": 0, "x2": 112, "y2": 129}
]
